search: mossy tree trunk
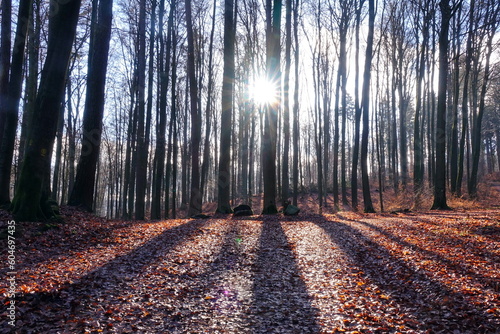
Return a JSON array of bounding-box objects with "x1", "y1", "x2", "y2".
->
[{"x1": 11, "y1": 0, "x2": 82, "y2": 221}]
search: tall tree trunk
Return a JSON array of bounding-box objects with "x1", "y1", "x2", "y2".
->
[
  {"x1": 134, "y1": 0, "x2": 148, "y2": 220},
  {"x1": 52, "y1": 94, "x2": 66, "y2": 202},
  {"x1": 69, "y1": 0, "x2": 113, "y2": 211},
  {"x1": 151, "y1": 0, "x2": 173, "y2": 219},
  {"x1": 0, "y1": 0, "x2": 11, "y2": 156},
  {"x1": 169, "y1": 16, "x2": 178, "y2": 219},
  {"x1": 18, "y1": 0, "x2": 41, "y2": 181},
  {"x1": 413, "y1": 1, "x2": 430, "y2": 205},
  {"x1": 185, "y1": 0, "x2": 202, "y2": 216},
  {"x1": 282, "y1": 0, "x2": 291, "y2": 204},
  {"x1": 360, "y1": 0, "x2": 375, "y2": 213},
  {"x1": 449, "y1": 5, "x2": 462, "y2": 195},
  {"x1": 0, "y1": 0, "x2": 31, "y2": 206},
  {"x1": 11, "y1": 0, "x2": 82, "y2": 221},
  {"x1": 333, "y1": 63, "x2": 340, "y2": 207},
  {"x1": 351, "y1": 1, "x2": 363, "y2": 211},
  {"x1": 262, "y1": 0, "x2": 281, "y2": 214},
  {"x1": 456, "y1": 0, "x2": 474, "y2": 197},
  {"x1": 292, "y1": 0, "x2": 300, "y2": 206},
  {"x1": 431, "y1": 0, "x2": 451, "y2": 210},
  {"x1": 469, "y1": 1, "x2": 499, "y2": 197},
  {"x1": 200, "y1": 0, "x2": 217, "y2": 204},
  {"x1": 217, "y1": 0, "x2": 236, "y2": 214},
  {"x1": 67, "y1": 81, "x2": 76, "y2": 196},
  {"x1": 340, "y1": 30, "x2": 348, "y2": 206}
]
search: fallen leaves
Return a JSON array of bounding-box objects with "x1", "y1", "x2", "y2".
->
[{"x1": 0, "y1": 207, "x2": 499, "y2": 333}]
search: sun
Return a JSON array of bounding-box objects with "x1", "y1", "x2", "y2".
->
[{"x1": 249, "y1": 77, "x2": 278, "y2": 105}]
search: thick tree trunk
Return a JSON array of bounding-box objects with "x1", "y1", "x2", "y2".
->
[
  {"x1": 11, "y1": 0, "x2": 82, "y2": 221},
  {"x1": 431, "y1": 0, "x2": 451, "y2": 210},
  {"x1": 217, "y1": 0, "x2": 235, "y2": 214},
  {"x1": 262, "y1": 0, "x2": 281, "y2": 214},
  {"x1": 18, "y1": 0, "x2": 41, "y2": 181}
]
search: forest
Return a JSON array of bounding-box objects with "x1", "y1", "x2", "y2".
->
[
  {"x1": 1, "y1": 0, "x2": 500, "y2": 332},
  {"x1": 0, "y1": 0, "x2": 499, "y2": 220}
]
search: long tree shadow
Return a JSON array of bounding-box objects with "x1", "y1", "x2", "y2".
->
[
  {"x1": 10, "y1": 219, "x2": 209, "y2": 331},
  {"x1": 390, "y1": 213, "x2": 500, "y2": 264},
  {"x1": 346, "y1": 217, "x2": 500, "y2": 293},
  {"x1": 250, "y1": 219, "x2": 320, "y2": 333},
  {"x1": 178, "y1": 221, "x2": 256, "y2": 332},
  {"x1": 314, "y1": 217, "x2": 499, "y2": 333},
  {"x1": 0, "y1": 219, "x2": 146, "y2": 275}
]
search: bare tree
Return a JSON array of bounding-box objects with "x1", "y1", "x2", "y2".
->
[
  {"x1": 360, "y1": 0, "x2": 375, "y2": 213},
  {"x1": 0, "y1": 0, "x2": 31, "y2": 206},
  {"x1": 69, "y1": 0, "x2": 114, "y2": 212},
  {"x1": 431, "y1": 0, "x2": 451, "y2": 210},
  {"x1": 185, "y1": 0, "x2": 202, "y2": 216},
  {"x1": 262, "y1": 0, "x2": 281, "y2": 214},
  {"x1": 217, "y1": 0, "x2": 237, "y2": 214}
]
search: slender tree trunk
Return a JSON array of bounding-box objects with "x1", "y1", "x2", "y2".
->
[
  {"x1": 67, "y1": 81, "x2": 76, "y2": 197},
  {"x1": 351, "y1": 2, "x2": 362, "y2": 211},
  {"x1": 292, "y1": 0, "x2": 300, "y2": 206},
  {"x1": 340, "y1": 31, "x2": 348, "y2": 206},
  {"x1": 360, "y1": 0, "x2": 375, "y2": 213},
  {"x1": 414, "y1": 2, "x2": 430, "y2": 205},
  {"x1": 69, "y1": 0, "x2": 113, "y2": 211},
  {"x1": 333, "y1": 64, "x2": 340, "y2": 207},
  {"x1": 52, "y1": 94, "x2": 66, "y2": 202},
  {"x1": 0, "y1": 0, "x2": 31, "y2": 206},
  {"x1": 282, "y1": 0, "x2": 291, "y2": 204},
  {"x1": 151, "y1": 0, "x2": 173, "y2": 219},
  {"x1": 185, "y1": 0, "x2": 202, "y2": 216},
  {"x1": 170, "y1": 17, "x2": 178, "y2": 219},
  {"x1": 469, "y1": 2, "x2": 498, "y2": 197},
  {"x1": 456, "y1": 0, "x2": 474, "y2": 198},
  {"x1": 449, "y1": 5, "x2": 462, "y2": 195},
  {"x1": 200, "y1": 0, "x2": 217, "y2": 203},
  {"x1": 134, "y1": 0, "x2": 148, "y2": 219}
]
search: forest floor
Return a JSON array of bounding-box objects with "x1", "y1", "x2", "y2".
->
[{"x1": 1, "y1": 203, "x2": 500, "y2": 334}]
